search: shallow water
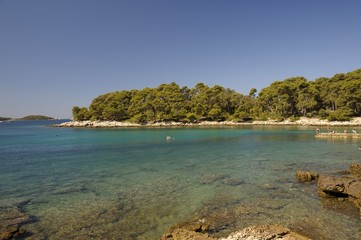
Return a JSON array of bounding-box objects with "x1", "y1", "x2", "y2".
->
[{"x1": 1, "y1": 120, "x2": 361, "y2": 239}]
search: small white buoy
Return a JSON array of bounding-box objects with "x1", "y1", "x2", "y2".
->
[{"x1": 166, "y1": 136, "x2": 175, "y2": 141}]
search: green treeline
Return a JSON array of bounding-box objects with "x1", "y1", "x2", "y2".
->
[
  {"x1": 73, "y1": 68, "x2": 361, "y2": 123},
  {"x1": 20, "y1": 115, "x2": 55, "y2": 120}
]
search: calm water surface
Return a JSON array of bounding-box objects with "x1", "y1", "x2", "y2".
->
[{"x1": 1, "y1": 120, "x2": 361, "y2": 239}]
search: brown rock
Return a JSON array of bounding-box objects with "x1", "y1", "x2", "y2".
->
[
  {"x1": 317, "y1": 174, "x2": 349, "y2": 197},
  {"x1": 221, "y1": 225, "x2": 311, "y2": 240},
  {"x1": 160, "y1": 228, "x2": 217, "y2": 240},
  {"x1": 0, "y1": 226, "x2": 26, "y2": 240},
  {"x1": 349, "y1": 163, "x2": 361, "y2": 177},
  {"x1": 0, "y1": 206, "x2": 33, "y2": 240},
  {"x1": 346, "y1": 181, "x2": 361, "y2": 199},
  {"x1": 296, "y1": 171, "x2": 319, "y2": 183},
  {"x1": 317, "y1": 174, "x2": 361, "y2": 198}
]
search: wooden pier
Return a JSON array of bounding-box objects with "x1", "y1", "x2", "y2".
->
[{"x1": 315, "y1": 132, "x2": 361, "y2": 138}]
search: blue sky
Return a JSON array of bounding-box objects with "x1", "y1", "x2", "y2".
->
[{"x1": 1, "y1": 0, "x2": 361, "y2": 119}]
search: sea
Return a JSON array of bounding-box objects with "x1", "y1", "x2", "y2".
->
[{"x1": 1, "y1": 120, "x2": 361, "y2": 239}]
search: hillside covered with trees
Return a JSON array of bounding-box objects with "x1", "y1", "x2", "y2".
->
[{"x1": 72, "y1": 68, "x2": 361, "y2": 123}]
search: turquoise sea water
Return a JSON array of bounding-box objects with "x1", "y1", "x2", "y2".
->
[{"x1": 1, "y1": 120, "x2": 361, "y2": 239}]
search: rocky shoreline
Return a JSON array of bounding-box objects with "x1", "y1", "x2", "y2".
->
[{"x1": 55, "y1": 117, "x2": 361, "y2": 128}]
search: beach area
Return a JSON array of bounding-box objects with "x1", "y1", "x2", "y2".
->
[{"x1": 55, "y1": 117, "x2": 361, "y2": 128}]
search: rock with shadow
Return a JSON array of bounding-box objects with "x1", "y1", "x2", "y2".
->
[{"x1": 297, "y1": 163, "x2": 361, "y2": 215}]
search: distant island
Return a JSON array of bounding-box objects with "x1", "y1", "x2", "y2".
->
[
  {"x1": 0, "y1": 117, "x2": 12, "y2": 121},
  {"x1": 0, "y1": 115, "x2": 56, "y2": 121},
  {"x1": 19, "y1": 115, "x2": 55, "y2": 121},
  {"x1": 71, "y1": 68, "x2": 361, "y2": 124}
]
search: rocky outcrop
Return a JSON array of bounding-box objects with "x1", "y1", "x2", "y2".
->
[
  {"x1": 297, "y1": 163, "x2": 361, "y2": 213},
  {"x1": 161, "y1": 228, "x2": 217, "y2": 240},
  {"x1": 161, "y1": 225, "x2": 310, "y2": 240},
  {"x1": 317, "y1": 163, "x2": 361, "y2": 199},
  {"x1": 295, "y1": 171, "x2": 319, "y2": 183},
  {"x1": 317, "y1": 174, "x2": 361, "y2": 209},
  {"x1": 349, "y1": 163, "x2": 361, "y2": 177}
]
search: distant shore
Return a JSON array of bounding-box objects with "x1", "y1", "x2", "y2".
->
[{"x1": 54, "y1": 117, "x2": 361, "y2": 128}]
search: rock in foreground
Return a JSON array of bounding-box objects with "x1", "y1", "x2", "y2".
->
[
  {"x1": 221, "y1": 225, "x2": 310, "y2": 240},
  {"x1": 161, "y1": 225, "x2": 310, "y2": 240}
]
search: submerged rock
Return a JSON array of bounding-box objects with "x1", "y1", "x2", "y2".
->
[
  {"x1": 221, "y1": 178, "x2": 245, "y2": 186},
  {"x1": 0, "y1": 225, "x2": 26, "y2": 240},
  {"x1": 0, "y1": 206, "x2": 34, "y2": 240},
  {"x1": 200, "y1": 174, "x2": 228, "y2": 185},
  {"x1": 259, "y1": 183, "x2": 278, "y2": 190},
  {"x1": 51, "y1": 184, "x2": 88, "y2": 195},
  {"x1": 199, "y1": 174, "x2": 245, "y2": 186}
]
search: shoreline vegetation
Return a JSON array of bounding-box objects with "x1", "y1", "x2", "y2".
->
[{"x1": 56, "y1": 117, "x2": 361, "y2": 128}]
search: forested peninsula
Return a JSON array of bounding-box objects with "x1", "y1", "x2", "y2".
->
[
  {"x1": 0, "y1": 117, "x2": 11, "y2": 121},
  {"x1": 72, "y1": 68, "x2": 361, "y2": 124},
  {"x1": 0, "y1": 115, "x2": 54, "y2": 121},
  {"x1": 19, "y1": 115, "x2": 55, "y2": 120}
]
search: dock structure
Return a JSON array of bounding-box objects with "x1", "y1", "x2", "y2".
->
[{"x1": 315, "y1": 132, "x2": 361, "y2": 138}]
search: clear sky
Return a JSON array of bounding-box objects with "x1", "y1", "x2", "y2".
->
[{"x1": 1, "y1": 0, "x2": 361, "y2": 119}]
